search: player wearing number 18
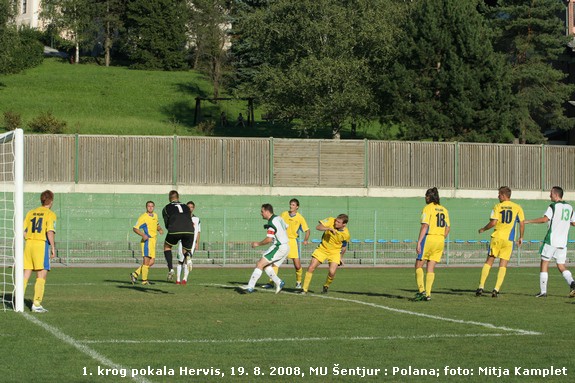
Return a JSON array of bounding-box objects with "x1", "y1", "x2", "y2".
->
[
  {"x1": 414, "y1": 187, "x2": 450, "y2": 301},
  {"x1": 477, "y1": 186, "x2": 525, "y2": 298},
  {"x1": 23, "y1": 190, "x2": 57, "y2": 313}
]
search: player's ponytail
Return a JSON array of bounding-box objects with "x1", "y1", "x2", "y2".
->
[{"x1": 425, "y1": 187, "x2": 440, "y2": 204}]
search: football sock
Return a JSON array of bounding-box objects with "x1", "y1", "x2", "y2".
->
[
  {"x1": 425, "y1": 272, "x2": 435, "y2": 296},
  {"x1": 540, "y1": 272, "x2": 548, "y2": 294},
  {"x1": 303, "y1": 272, "x2": 313, "y2": 292},
  {"x1": 264, "y1": 266, "x2": 281, "y2": 285},
  {"x1": 494, "y1": 267, "x2": 507, "y2": 292},
  {"x1": 23, "y1": 278, "x2": 29, "y2": 296},
  {"x1": 479, "y1": 263, "x2": 491, "y2": 289},
  {"x1": 33, "y1": 277, "x2": 46, "y2": 307},
  {"x1": 176, "y1": 264, "x2": 182, "y2": 282},
  {"x1": 562, "y1": 270, "x2": 573, "y2": 285},
  {"x1": 248, "y1": 268, "x2": 263, "y2": 289},
  {"x1": 415, "y1": 267, "x2": 425, "y2": 293},
  {"x1": 164, "y1": 250, "x2": 173, "y2": 270},
  {"x1": 183, "y1": 263, "x2": 190, "y2": 281},
  {"x1": 295, "y1": 268, "x2": 302, "y2": 283},
  {"x1": 133, "y1": 266, "x2": 142, "y2": 278},
  {"x1": 142, "y1": 265, "x2": 150, "y2": 281},
  {"x1": 324, "y1": 275, "x2": 334, "y2": 288}
]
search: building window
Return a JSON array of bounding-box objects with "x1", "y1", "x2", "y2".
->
[{"x1": 22, "y1": 0, "x2": 27, "y2": 14}]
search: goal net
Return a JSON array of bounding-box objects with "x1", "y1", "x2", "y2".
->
[{"x1": 0, "y1": 129, "x2": 24, "y2": 312}]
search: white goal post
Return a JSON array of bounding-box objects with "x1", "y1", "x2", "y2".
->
[{"x1": 0, "y1": 129, "x2": 24, "y2": 312}]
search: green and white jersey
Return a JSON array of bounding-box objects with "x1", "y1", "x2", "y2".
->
[
  {"x1": 265, "y1": 215, "x2": 289, "y2": 246},
  {"x1": 543, "y1": 201, "x2": 575, "y2": 248}
]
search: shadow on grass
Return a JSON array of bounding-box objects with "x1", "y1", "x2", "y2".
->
[
  {"x1": 338, "y1": 290, "x2": 409, "y2": 300},
  {"x1": 108, "y1": 279, "x2": 172, "y2": 294}
]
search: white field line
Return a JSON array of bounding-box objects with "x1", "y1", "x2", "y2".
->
[
  {"x1": 22, "y1": 312, "x2": 153, "y2": 383},
  {"x1": 207, "y1": 283, "x2": 542, "y2": 336},
  {"x1": 82, "y1": 332, "x2": 533, "y2": 345}
]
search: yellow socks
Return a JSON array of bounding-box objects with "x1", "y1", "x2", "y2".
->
[
  {"x1": 142, "y1": 265, "x2": 150, "y2": 281},
  {"x1": 425, "y1": 272, "x2": 435, "y2": 297},
  {"x1": 495, "y1": 267, "x2": 507, "y2": 292},
  {"x1": 324, "y1": 275, "x2": 334, "y2": 288},
  {"x1": 33, "y1": 278, "x2": 46, "y2": 307},
  {"x1": 415, "y1": 267, "x2": 425, "y2": 293},
  {"x1": 295, "y1": 268, "x2": 302, "y2": 283},
  {"x1": 303, "y1": 272, "x2": 313, "y2": 292},
  {"x1": 479, "y1": 263, "x2": 492, "y2": 289},
  {"x1": 133, "y1": 266, "x2": 142, "y2": 278}
]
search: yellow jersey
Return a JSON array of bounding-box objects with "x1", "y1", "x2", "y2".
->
[
  {"x1": 490, "y1": 201, "x2": 525, "y2": 241},
  {"x1": 134, "y1": 212, "x2": 160, "y2": 238},
  {"x1": 317, "y1": 217, "x2": 350, "y2": 254},
  {"x1": 280, "y1": 211, "x2": 310, "y2": 240},
  {"x1": 421, "y1": 203, "x2": 450, "y2": 236},
  {"x1": 24, "y1": 206, "x2": 57, "y2": 242}
]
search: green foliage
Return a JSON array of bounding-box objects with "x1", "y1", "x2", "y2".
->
[
  {"x1": 0, "y1": 1, "x2": 43, "y2": 74},
  {"x1": 233, "y1": 0, "x2": 404, "y2": 138},
  {"x1": 486, "y1": 0, "x2": 575, "y2": 143},
  {"x1": 189, "y1": 0, "x2": 231, "y2": 97},
  {"x1": 41, "y1": 0, "x2": 97, "y2": 63},
  {"x1": 380, "y1": 0, "x2": 515, "y2": 143},
  {"x1": 3, "y1": 110, "x2": 22, "y2": 131},
  {"x1": 123, "y1": 0, "x2": 190, "y2": 70},
  {"x1": 12, "y1": 27, "x2": 44, "y2": 70},
  {"x1": 27, "y1": 111, "x2": 67, "y2": 134}
]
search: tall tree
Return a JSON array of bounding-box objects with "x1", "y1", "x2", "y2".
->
[
  {"x1": 123, "y1": 0, "x2": 189, "y2": 70},
  {"x1": 93, "y1": 0, "x2": 125, "y2": 67},
  {"x1": 189, "y1": 0, "x2": 231, "y2": 98},
  {"x1": 380, "y1": 0, "x2": 515, "y2": 142},
  {"x1": 486, "y1": 0, "x2": 575, "y2": 143},
  {"x1": 41, "y1": 0, "x2": 95, "y2": 63},
  {"x1": 233, "y1": 0, "x2": 403, "y2": 139}
]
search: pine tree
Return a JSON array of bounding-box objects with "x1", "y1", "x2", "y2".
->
[
  {"x1": 486, "y1": 0, "x2": 575, "y2": 143},
  {"x1": 380, "y1": 0, "x2": 515, "y2": 142}
]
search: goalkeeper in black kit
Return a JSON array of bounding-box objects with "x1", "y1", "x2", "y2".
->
[{"x1": 162, "y1": 190, "x2": 195, "y2": 282}]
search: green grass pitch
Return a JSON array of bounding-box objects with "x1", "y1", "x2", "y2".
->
[{"x1": 2, "y1": 266, "x2": 574, "y2": 382}]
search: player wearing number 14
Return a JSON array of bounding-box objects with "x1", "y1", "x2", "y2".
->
[{"x1": 23, "y1": 190, "x2": 57, "y2": 313}]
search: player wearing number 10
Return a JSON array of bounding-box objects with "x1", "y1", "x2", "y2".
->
[
  {"x1": 414, "y1": 187, "x2": 450, "y2": 301},
  {"x1": 23, "y1": 190, "x2": 57, "y2": 313},
  {"x1": 477, "y1": 186, "x2": 525, "y2": 298}
]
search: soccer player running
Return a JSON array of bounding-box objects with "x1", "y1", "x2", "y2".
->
[
  {"x1": 477, "y1": 186, "x2": 525, "y2": 298},
  {"x1": 524, "y1": 186, "x2": 575, "y2": 297},
  {"x1": 414, "y1": 187, "x2": 450, "y2": 302},
  {"x1": 162, "y1": 190, "x2": 194, "y2": 282},
  {"x1": 130, "y1": 201, "x2": 163, "y2": 285},
  {"x1": 301, "y1": 214, "x2": 350, "y2": 295},
  {"x1": 242, "y1": 203, "x2": 288, "y2": 293},
  {"x1": 263, "y1": 198, "x2": 310, "y2": 289},
  {"x1": 23, "y1": 190, "x2": 57, "y2": 313},
  {"x1": 175, "y1": 201, "x2": 201, "y2": 285}
]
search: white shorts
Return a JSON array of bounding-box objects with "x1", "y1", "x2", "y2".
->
[
  {"x1": 540, "y1": 243, "x2": 567, "y2": 264},
  {"x1": 262, "y1": 244, "x2": 289, "y2": 267}
]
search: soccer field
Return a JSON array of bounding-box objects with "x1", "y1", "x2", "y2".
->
[{"x1": 2, "y1": 266, "x2": 574, "y2": 383}]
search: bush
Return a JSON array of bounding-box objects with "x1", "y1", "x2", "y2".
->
[
  {"x1": 28, "y1": 112, "x2": 66, "y2": 134},
  {"x1": 3, "y1": 111, "x2": 22, "y2": 131},
  {"x1": 197, "y1": 120, "x2": 215, "y2": 136},
  {"x1": 14, "y1": 27, "x2": 44, "y2": 70}
]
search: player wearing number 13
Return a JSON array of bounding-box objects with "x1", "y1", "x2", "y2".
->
[
  {"x1": 477, "y1": 186, "x2": 525, "y2": 298},
  {"x1": 414, "y1": 187, "x2": 450, "y2": 301},
  {"x1": 23, "y1": 190, "x2": 57, "y2": 313}
]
